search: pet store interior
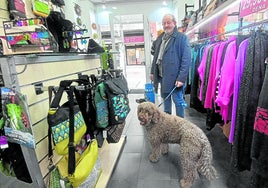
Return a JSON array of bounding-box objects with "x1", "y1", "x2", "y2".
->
[{"x1": 0, "y1": 0, "x2": 267, "y2": 188}]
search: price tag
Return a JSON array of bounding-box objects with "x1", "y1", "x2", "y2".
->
[{"x1": 103, "y1": 130, "x2": 107, "y2": 139}]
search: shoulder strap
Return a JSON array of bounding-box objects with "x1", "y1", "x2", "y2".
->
[
  {"x1": 49, "y1": 86, "x2": 65, "y2": 109},
  {"x1": 47, "y1": 85, "x2": 66, "y2": 160},
  {"x1": 67, "y1": 85, "x2": 75, "y2": 175},
  {"x1": 48, "y1": 86, "x2": 56, "y2": 159}
]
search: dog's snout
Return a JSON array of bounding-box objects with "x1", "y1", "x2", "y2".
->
[{"x1": 137, "y1": 109, "x2": 147, "y2": 126}]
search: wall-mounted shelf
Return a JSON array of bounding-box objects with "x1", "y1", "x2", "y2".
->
[
  {"x1": 3, "y1": 18, "x2": 51, "y2": 49},
  {"x1": 2, "y1": 18, "x2": 55, "y2": 54},
  {"x1": 186, "y1": 0, "x2": 241, "y2": 41}
]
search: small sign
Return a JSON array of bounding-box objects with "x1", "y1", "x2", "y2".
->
[
  {"x1": 240, "y1": 0, "x2": 268, "y2": 17},
  {"x1": 124, "y1": 36, "x2": 144, "y2": 43}
]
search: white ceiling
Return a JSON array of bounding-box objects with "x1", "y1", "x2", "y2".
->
[{"x1": 90, "y1": 0, "x2": 158, "y2": 5}]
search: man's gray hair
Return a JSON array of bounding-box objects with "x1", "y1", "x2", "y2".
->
[{"x1": 163, "y1": 14, "x2": 176, "y2": 22}]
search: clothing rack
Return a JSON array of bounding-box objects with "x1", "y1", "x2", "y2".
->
[{"x1": 191, "y1": 19, "x2": 268, "y2": 44}]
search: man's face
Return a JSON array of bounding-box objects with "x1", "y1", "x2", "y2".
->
[{"x1": 162, "y1": 16, "x2": 176, "y2": 35}]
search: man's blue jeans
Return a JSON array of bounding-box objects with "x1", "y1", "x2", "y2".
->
[{"x1": 162, "y1": 86, "x2": 187, "y2": 117}]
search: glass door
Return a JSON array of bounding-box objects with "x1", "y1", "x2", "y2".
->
[
  {"x1": 109, "y1": 14, "x2": 146, "y2": 92},
  {"x1": 109, "y1": 14, "x2": 126, "y2": 72},
  {"x1": 126, "y1": 45, "x2": 145, "y2": 65}
]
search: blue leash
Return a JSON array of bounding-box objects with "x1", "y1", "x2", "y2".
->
[{"x1": 158, "y1": 86, "x2": 177, "y2": 108}]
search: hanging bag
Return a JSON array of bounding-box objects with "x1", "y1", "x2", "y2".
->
[
  {"x1": 57, "y1": 139, "x2": 101, "y2": 188},
  {"x1": 104, "y1": 74, "x2": 130, "y2": 125},
  {"x1": 94, "y1": 81, "x2": 109, "y2": 129},
  {"x1": 47, "y1": 82, "x2": 87, "y2": 157},
  {"x1": 47, "y1": 84, "x2": 101, "y2": 187},
  {"x1": 105, "y1": 121, "x2": 125, "y2": 143},
  {"x1": 7, "y1": 0, "x2": 26, "y2": 19},
  {"x1": 73, "y1": 74, "x2": 96, "y2": 138},
  {"x1": 46, "y1": 11, "x2": 73, "y2": 52},
  {"x1": 32, "y1": 0, "x2": 50, "y2": 17}
]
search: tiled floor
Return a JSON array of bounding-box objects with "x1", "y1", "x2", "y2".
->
[{"x1": 107, "y1": 93, "x2": 252, "y2": 188}]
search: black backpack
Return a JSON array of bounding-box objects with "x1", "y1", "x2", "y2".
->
[
  {"x1": 87, "y1": 38, "x2": 105, "y2": 54},
  {"x1": 46, "y1": 11, "x2": 73, "y2": 52}
]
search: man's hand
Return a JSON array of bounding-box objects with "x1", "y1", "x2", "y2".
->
[
  {"x1": 150, "y1": 74, "x2": 154, "y2": 81},
  {"x1": 175, "y1": 81, "x2": 183, "y2": 88}
]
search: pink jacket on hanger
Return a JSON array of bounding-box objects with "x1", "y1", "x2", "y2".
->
[
  {"x1": 215, "y1": 39, "x2": 237, "y2": 123},
  {"x1": 204, "y1": 43, "x2": 220, "y2": 109},
  {"x1": 211, "y1": 36, "x2": 236, "y2": 110},
  {"x1": 198, "y1": 44, "x2": 215, "y2": 101}
]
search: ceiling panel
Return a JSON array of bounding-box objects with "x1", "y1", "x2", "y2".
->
[{"x1": 90, "y1": 0, "x2": 157, "y2": 5}]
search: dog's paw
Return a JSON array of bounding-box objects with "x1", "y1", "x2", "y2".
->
[
  {"x1": 149, "y1": 154, "x2": 159, "y2": 163},
  {"x1": 179, "y1": 179, "x2": 191, "y2": 188},
  {"x1": 161, "y1": 150, "x2": 168, "y2": 155},
  {"x1": 161, "y1": 145, "x2": 169, "y2": 155}
]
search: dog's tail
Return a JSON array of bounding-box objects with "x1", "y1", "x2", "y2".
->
[{"x1": 197, "y1": 142, "x2": 217, "y2": 181}]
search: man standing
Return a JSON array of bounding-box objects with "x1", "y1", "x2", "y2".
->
[{"x1": 150, "y1": 14, "x2": 191, "y2": 117}]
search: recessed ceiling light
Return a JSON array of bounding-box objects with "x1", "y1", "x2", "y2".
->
[{"x1": 163, "y1": 1, "x2": 167, "y2": 6}]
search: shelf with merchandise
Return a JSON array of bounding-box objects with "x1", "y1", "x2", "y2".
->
[
  {"x1": 3, "y1": 18, "x2": 51, "y2": 49},
  {"x1": 186, "y1": 0, "x2": 268, "y2": 43},
  {"x1": 1, "y1": 17, "x2": 56, "y2": 55},
  {"x1": 186, "y1": 0, "x2": 241, "y2": 42}
]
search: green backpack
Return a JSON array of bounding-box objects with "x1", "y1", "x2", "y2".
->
[{"x1": 94, "y1": 82, "x2": 109, "y2": 129}]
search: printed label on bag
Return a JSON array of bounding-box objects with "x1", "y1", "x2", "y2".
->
[
  {"x1": 0, "y1": 136, "x2": 8, "y2": 149},
  {"x1": 111, "y1": 94, "x2": 130, "y2": 123},
  {"x1": 51, "y1": 112, "x2": 85, "y2": 144},
  {"x1": 103, "y1": 130, "x2": 107, "y2": 139}
]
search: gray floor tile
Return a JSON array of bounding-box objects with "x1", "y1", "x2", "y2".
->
[
  {"x1": 125, "y1": 119, "x2": 145, "y2": 136},
  {"x1": 137, "y1": 179, "x2": 179, "y2": 188},
  {"x1": 138, "y1": 152, "x2": 171, "y2": 180},
  {"x1": 110, "y1": 153, "x2": 142, "y2": 180},
  {"x1": 141, "y1": 137, "x2": 151, "y2": 154},
  {"x1": 107, "y1": 94, "x2": 252, "y2": 188},
  {"x1": 108, "y1": 179, "x2": 138, "y2": 188},
  {"x1": 123, "y1": 135, "x2": 145, "y2": 153},
  {"x1": 166, "y1": 145, "x2": 181, "y2": 180}
]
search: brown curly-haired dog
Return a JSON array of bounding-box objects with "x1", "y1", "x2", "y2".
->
[{"x1": 137, "y1": 102, "x2": 217, "y2": 188}]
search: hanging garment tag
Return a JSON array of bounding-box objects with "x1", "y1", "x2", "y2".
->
[{"x1": 103, "y1": 130, "x2": 107, "y2": 139}]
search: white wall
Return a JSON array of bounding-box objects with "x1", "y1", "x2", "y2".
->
[
  {"x1": 95, "y1": 1, "x2": 174, "y2": 25},
  {"x1": 175, "y1": 0, "x2": 195, "y2": 27},
  {"x1": 64, "y1": 0, "x2": 96, "y2": 38}
]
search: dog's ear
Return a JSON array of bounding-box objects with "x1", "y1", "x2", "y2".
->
[{"x1": 151, "y1": 108, "x2": 160, "y2": 124}]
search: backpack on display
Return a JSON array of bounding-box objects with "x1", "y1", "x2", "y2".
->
[
  {"x1": 94, "y1": 81, "x2": 109, "y2": 129},
  {"x1": 87, "y1": 39, "x2": 105, "y2": 54},
  {"x1": 32, "y1": 0, "x2": 50, "y2": 17},
  {"x1": 46, "y1": 11, "x2": 73, "y2": 52},
  {"x1": 7, "y1": 0, "x2": 26, "y2": 19},
  {"x1": 51, "y1": 0, "x2": 65, "y2": 7},
  {"x1": 104, "y1": 74, "x2": 130, "y2": 125}
]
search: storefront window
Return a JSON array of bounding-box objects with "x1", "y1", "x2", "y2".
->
[{"x1": 126, "y1": 45, "x2": 145, "y2": 65}]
